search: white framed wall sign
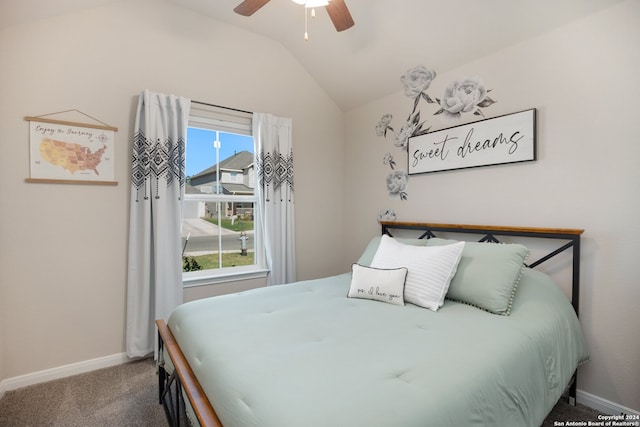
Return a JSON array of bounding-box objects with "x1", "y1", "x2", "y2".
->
[{"x1": 408, "y1": 108, "x2": 536, "y2": 175}]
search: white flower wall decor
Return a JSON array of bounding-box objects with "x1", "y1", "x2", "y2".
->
[
  {"x1": 435, "y1": 77, "x2": 496, "y2": 123},
  {"x1": 376, "y1": 65, "x2": 497, "y2": 200},
  {"x1": 377, "y1": 209, "x2": 397, "y2": 223}
]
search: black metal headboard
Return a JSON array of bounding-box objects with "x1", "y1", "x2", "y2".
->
[
  {"x1": 379, "y1": 221, "x2": 585, "y2": 316},
  {"x1": 380, "y1": 221, "x2": 585, "y2": 406}
]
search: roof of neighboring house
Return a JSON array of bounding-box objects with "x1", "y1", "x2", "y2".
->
[
  {"x1": 185, "y1": 181, "x2": 253, "y2": 195},
  {"x1": 190, "y1": 150, "x2": 254, "y2": 180},
  {"x1": 185, "y1": 183, "x2": 204, "y2": 194},
  {"x1": 221, "y1": 183, "x2": 253, "y2": 194},
  {"x1": 184, "y1": 182, "x2": 252, "y2": 196}
]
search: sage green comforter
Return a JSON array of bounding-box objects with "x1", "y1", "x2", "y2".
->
[{"x1": 167, "y1": 268, "x2": 588, "y2": 427}]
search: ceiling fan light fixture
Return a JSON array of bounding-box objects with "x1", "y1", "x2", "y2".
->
[
  {"x1": 235, "y1": 0, "x2": 353, "y2": 35},
  {"x1": 305, "y1": 0, "x2": 330, "y2": 8}
]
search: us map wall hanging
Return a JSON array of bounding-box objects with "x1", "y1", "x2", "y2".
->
[{"x1": 25, "y1": 110, "x2": 118, "y2": 185}]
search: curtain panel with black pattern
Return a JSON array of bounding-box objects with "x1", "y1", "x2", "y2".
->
[
  {"x1": 254, "y1": 113, "x2": 296, "y2": 286},
  {"x1": 126, "y1": 89, "x2": 190, "y2": 358}
]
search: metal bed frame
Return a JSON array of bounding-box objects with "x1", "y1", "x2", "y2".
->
[
  {"x1": 380, "y1": 221, "x2": 584, "y2": 405},
  {"x1": 157, "y1": 221, "x2": 585, "y2": 426},
  {"x1": 157, "y1": 319, "x2": 221, "y2": 426}
]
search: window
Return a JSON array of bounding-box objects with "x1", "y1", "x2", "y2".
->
[{"x1": 182, "y1": 103, "x2": 266, "y2": 286}]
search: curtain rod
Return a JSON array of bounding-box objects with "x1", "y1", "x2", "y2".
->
[{"x1": 191, "y1": 100, "x2": 252, "y2": 115}]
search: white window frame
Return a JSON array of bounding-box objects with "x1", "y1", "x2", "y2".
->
[{"x1": 182, "y1": 103, "x2": 267, "y2": 287}]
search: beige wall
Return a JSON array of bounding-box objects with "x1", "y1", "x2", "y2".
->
[
  {"x1": 0, "y1": 0, "x2": 345, "y2": 379},
  {"x1": 0, "y1": 291, "x2": 3, "y2": 383},
  {"x1": 343, "y1": 1, "x2": 639, "y2": 412},
  {"x1": 1, "y1": 0, "x2": 638, "y2": 414}
]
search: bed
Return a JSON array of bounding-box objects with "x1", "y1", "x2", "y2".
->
[{"x1": 156, "y1": 222, "x2": 589, "y2": 427}]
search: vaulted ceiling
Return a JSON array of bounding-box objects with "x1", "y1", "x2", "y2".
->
[{"x1": 1, "y1": 0, "x2": 624, "y2": 110}]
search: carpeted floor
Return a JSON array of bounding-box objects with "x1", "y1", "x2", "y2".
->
[
  {"x1": 542, "y1": 399, "x2": 602, "y2": 427},
  {"x1": 0, "y1": 358, "x2": 603, "y2": 426},
  {"x1": 0, "y1": 358, "x2": 165, "y2": 427}
]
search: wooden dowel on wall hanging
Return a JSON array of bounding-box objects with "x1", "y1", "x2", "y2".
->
[
  {"x1": 23, "y1": 116, "x2": 118, "y2": 132},
  {"x1": 24, "y1": 178, "x2": 118, "y2": 186}
]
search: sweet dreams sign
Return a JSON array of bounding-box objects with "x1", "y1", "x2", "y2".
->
[{"x1": 408, "y1": 109, "x2": 536, "y2": 175}]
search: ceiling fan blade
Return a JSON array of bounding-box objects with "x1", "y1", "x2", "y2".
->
[
  {"x1": 234, "y1": 0, "x2": 271, "y2": 16},
  {"x1": 325, "y1": 0, "x2": 354, "y2": 32}
]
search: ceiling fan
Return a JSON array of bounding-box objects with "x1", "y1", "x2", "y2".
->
[{"x1": 234, "y1": 0, "x2": 355, "y2": 32}]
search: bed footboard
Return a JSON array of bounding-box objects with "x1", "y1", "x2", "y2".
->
[{"x1": 156, "y1": 319, "x2": 222, "y2": 427}]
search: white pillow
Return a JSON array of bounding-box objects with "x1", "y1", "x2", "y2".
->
[
  {"x1": 348, "y1": 263, "x2": 408, "y2": 306},
  {"x1": 370, "y1": 235, "x2": 465, "y2": 311},
  {"x1": 356, "y1": 236, "x2": 428, "y2": 266}
]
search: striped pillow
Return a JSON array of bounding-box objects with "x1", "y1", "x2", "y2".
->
[{"x1": 371, "y1": 235, "x2": 465, "y2": 311}]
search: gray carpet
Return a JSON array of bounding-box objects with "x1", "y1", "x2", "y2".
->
[
  {"x1": 0, "y1": 358, "x2": 602, "y2": 426},
  {"x1": 0, "y1": 358, "x2": 165, "y2": 427}
]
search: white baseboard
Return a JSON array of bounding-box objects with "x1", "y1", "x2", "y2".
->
[
  {"x1": 578, "y1": 389, "x2": 640, "y2": 416},
  {"x1": 0, "y1": 352, "x2": 136, "y2": 400}
]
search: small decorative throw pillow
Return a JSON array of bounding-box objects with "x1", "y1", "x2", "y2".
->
[
  {"x1": 370, "y1": 235, "x2": 465, "y2": 311},
  {"x1": 348, "y1": 263, "x2": 408, "y2": 306}
]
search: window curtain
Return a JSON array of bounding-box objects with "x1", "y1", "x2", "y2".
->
[
  {"x1": 254, "y1": 113, "x2": 296, "y2": 285},
  {"x1": 126, "y1": 90, "x2": 190, "y2": 357}
]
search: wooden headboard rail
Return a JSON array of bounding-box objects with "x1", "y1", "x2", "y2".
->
[{"x1": 379, "y1": 221, "x2": 585, "y2": 316}]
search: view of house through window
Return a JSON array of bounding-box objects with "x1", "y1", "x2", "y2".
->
[{"x1": 182, "y1": 126, "x2": 257, "y2": 276}]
